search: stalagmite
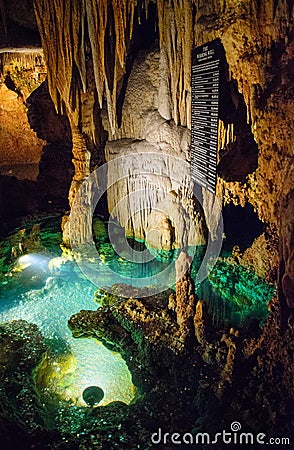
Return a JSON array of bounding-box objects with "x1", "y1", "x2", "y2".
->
[
  {"x1": 32, "y1": 0, "x2": 293, "y2": 265},
  {"x1": 32, "y1": 0, "x2": 200, "y2": 241},
  {"x1": 175, "y1": 250, "x2": 197, "y2": 346},
  {"x1": 157, "y1": 0, "x2": 192, "y2": 127}
]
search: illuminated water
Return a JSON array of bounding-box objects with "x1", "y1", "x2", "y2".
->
[{"x1": 0, "y1": 215, "x2": 275, "y2": 412}]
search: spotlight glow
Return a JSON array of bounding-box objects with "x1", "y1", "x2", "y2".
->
[
  {"x1": 18, "y1": 253, "x2": 50, "y2": 266},
  {"x1": 18, "y1": 254, "x2": 32, "y2": 264},
  {"x1": 63, "y1": 339, "x2": 135, "y2": 407}
]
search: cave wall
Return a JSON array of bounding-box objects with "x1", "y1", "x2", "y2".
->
[
  {"x1": 0, "y1": 47, "x2": 74, "y2": 226},
  {"x1": 0, "y1": 3, "x2": 292, "y2": 444},
  {"x1": 0, "y1": 0, "x2": 40, "y2": 50},
  {"x1": 0, "y1": 82, "x2": 43, "y2": 178}
]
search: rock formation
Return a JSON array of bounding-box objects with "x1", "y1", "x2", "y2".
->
[
  {"x1": 194, "y1": 299, "x2": 209, "y2": 346},
  {"x1": 278, "y1": 189, "x2": 294, "y2": 325},
  {"x1": 0, "y1": 320, "x2": 48, "y2": 435},
  {"x1": 0, "y1": 1, "x2": 293, "y2": 447},
  {"x1": 67, "y1": 286, "x2": 293, "y2": 443},
  {"x1": 0, "y1": 52, "x2": 46, "y2": 179}
]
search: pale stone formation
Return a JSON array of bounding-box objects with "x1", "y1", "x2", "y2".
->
[
  {"x1": 66, "y1": 131, "x2": 201, "y2": 252},
  {"x1": 104, "y1": 50, "x2": 206, "y2": 250},
  {"x1": 33, "y1": 0, "x2": 293, "y2": 229},
  {"x1": 102, "y1": 49, "x2": 161, "y2": 141},
  {"x1": 105, "y1": 140, "x2": 207, "y2": 250}
]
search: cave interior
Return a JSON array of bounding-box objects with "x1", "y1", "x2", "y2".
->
[{"x1": 0, "y1": 1, "x2": 293, "y2": 449}]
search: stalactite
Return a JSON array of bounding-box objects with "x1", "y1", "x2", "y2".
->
[
  {"x1": 34, "y1": 0, "x2": 76, "y2": 112},
  {"x1": 33, "y1": 0, "x2": 199, "y2": 247},
  {"x1": 85, "y1": 0, "x2": 108, "y2": 108},
  {"x1": 73, "y1": 1, "x2": 87, "y2": 94},
  {"x1": 33, "y1": 0, "x2": 196, "y2": 135},
  {"x1": 157, "y1": 0, "x2": 193, "y2": 127}
]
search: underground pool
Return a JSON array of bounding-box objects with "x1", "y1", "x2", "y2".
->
[{"x1": 0, "y1": 214, "x2": 276, "y2": 433}]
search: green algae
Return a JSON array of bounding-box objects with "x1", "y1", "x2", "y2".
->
[{"x1": 0, "y1": 240, "x2": 13, "y2": 276}]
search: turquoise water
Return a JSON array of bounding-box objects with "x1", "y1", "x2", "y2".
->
[
  {"x1": 0, "y1": 215, "x2": 275, "y2": 410},
  {"x1": 0, "y1": 216, "x2": 135, "y2": 408}
]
